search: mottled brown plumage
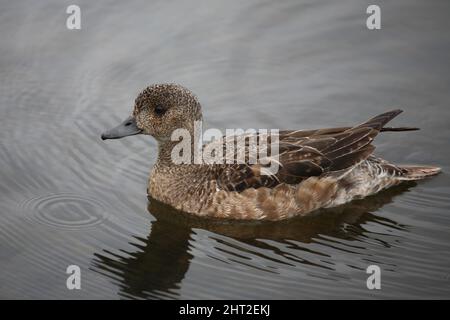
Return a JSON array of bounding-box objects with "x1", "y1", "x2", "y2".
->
[{"x1": 102, "y1": 83, "x2": 441, "y2": 221}]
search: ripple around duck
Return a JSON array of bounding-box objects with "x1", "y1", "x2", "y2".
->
[
  {"x1": 21, "y1": 193, "x2": 108, "y2": 231},
  {"x1": 398, "y1": 189, "x2": 450, "y2": 211}
]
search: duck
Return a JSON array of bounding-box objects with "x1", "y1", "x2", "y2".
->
[{"x1": 101, "y1": 83, "x2": 441, "y2": 221}]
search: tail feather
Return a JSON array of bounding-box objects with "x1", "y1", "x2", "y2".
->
[
  {"x1": 354, "y1": 110, "x2": 440, "y2": 181},
  {"x1": 355, "y1": 109, "x2": 403, "y2": 131},
  {"x1": 353, "y1": 109, "x2": 420, "y2": 133},
  {"x1": 399, "y1": 165, "x2": 441, "y2": 180},
  {"x1": 381, "y1": 126, "x2": 419, "y2": 132}
]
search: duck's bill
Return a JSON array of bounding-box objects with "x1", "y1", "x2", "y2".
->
[{"x1": 101, "y1": 116, "x2": 142, "y2": 140}]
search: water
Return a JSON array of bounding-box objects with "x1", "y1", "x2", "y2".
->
[{"x1": 1, "y1": 0, "x2": 449, "y2": 299}]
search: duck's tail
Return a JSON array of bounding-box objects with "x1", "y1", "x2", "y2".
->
[
  {"x1": 355, "y1": 109, "x2": 441, "y2": 181},
  {"x1": 355, "y1": 109, "x2": 420, "y2": 132},
  {"x1": 398, "y1": 165, "x2": 441, "y2": 180}
]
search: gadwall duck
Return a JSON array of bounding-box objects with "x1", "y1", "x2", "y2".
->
[{"x1": 101, "y1": 83, "x2": 440, "y2": 220}]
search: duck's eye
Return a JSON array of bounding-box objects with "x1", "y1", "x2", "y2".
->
[{"x1": 154, "y1": 105, "x2": 166, "y2": 116}]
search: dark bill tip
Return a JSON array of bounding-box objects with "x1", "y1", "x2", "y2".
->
[{"x1": 101, "y1": 116, "x2": 142, "y2": 140}]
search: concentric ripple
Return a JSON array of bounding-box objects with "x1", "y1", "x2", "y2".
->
[{"x1": 21, "y1": 193, "x2": 108, "y2": 230}]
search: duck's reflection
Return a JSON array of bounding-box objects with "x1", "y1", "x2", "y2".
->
[{"x1": 91, "y1": 182, "x2": 414, "y2": 299}]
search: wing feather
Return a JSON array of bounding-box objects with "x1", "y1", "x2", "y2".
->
[{"x1": 215, "y1": 109, "x2": 407, "y2": 192}]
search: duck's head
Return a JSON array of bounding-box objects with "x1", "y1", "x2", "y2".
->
[{"x1": 101, "y1": 83, "x2": 202, "y2": 142}]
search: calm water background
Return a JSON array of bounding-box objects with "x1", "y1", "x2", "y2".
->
[{"x1": 1, "y1": 0, "x2": 450, "y2": 299}]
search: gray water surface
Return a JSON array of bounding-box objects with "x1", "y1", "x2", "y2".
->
[{"x1": 1, "y1": 0, "x2": 450, "y2": 299}]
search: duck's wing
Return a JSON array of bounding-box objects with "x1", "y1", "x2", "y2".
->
[{"x1": 215, "y1": 109, "x2": 408, "y2": 192}]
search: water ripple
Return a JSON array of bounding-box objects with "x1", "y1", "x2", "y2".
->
[{"x1": 21, "y1": 193, "x2": 108, "y2": 231}]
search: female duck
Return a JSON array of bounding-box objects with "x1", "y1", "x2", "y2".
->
[{"x1": 101, "y1": 83, "x2": 440, "y2": 220}]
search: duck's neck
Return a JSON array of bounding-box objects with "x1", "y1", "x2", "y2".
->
[
  {"x1": 154, "y1": 119, "x2": 204, "y2": 168},
  {"x1": 149, "y1": 136, "x2": 206, "y2": 206},
  {"x1": 154, "y1": 136, "x2": 199, "y2": 169},
  {"x1": 155, "y1": 140, "x2": 180, "y2": 166}
]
